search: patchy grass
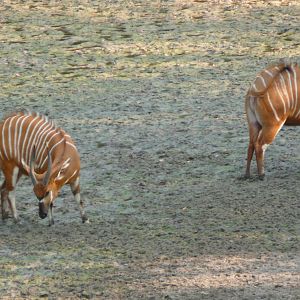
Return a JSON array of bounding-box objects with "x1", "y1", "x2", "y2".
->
[{"x1": 0, "y1": 0, "x2": 299, "y2": 299}]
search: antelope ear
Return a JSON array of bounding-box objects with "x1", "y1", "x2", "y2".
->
[{"x1": 55, "y1": 158, "x2": 71, "y2": 181}]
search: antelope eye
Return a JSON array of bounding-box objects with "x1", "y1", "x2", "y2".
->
[{"x1": 44, "y1": 191, "x2": 50, "y2": 198}]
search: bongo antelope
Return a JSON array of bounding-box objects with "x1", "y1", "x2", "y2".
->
[
  {"x1": 245, "y1": 62, "x2": 300, "y2": 179},
  {"x1": 0, "y1": 111, "x2": 89, "y2": 225}
]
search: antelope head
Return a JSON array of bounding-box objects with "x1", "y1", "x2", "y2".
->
[
  {"x1": 30, "y1": 148, "x2": 55, "y2": 220},
  {"x1": 24, "y1": 147, "x2": 70, "y2": 225}
]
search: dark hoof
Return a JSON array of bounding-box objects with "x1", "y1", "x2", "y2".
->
[
  {"x1": 82, "y1": 215, "x2": 90, "y2": 223},
  {"x1": 14, "y1": 217, "x2": 21, "y2": 224},
  {"x1": 258, "y1": 174, "x2": 265, "y2": 181},
  {"x1": 2, "y1": 211, "x2": 10, "y2": 220},
  {"x1": 236, "y1": 174, "x2": 251, "y2": 181}
]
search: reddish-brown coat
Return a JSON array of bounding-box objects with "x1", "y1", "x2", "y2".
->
[
  {"x1": 245, "y1": 62, "x2": 300, "y2": 178},
  {"x1": 0, "y1": 111, "x2": 87, "y2": 225}
]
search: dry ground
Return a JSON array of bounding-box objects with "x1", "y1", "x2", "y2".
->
[{"x1": 0, "y1": 1, "x2": 299, "y2": 299}]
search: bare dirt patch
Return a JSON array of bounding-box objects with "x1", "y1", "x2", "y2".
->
[{"x1": 0, "y1": 1, "x2": 299, "y2": 299}]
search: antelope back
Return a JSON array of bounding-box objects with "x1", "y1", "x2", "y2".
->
[
  {"x1": 249, "y1": 63, "x2": 287, "y2": 96},
  {"x1": 0, "y1": 111, "x2": 57, "y2": 170}
]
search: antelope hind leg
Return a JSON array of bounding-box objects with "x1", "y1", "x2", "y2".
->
[
  {"x1": 70, "y1": 178, "x2": 89, "y2": 223},
  {"x1": 255, "y1": 124, "x2": 284, "y2": 179},
  {"x1": 245, "y1": 121, "x2": 261, "y2": 179}
]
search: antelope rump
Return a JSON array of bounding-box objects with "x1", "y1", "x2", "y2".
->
[
  {"x1": 245, "y1": 62, "x2": 300, "y2": 179},
  {"x1": 0, "y1": 111, "x2": 89, "y2": 225}
]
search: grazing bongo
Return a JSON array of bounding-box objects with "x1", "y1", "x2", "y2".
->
[
  {"x1": 245, "y1": 62, "x2": 300, "y2": 179},
  {"x1": 0, "y1": 111, "x2": 89, "y2": 225}
]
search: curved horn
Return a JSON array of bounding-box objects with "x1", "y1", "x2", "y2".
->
[
  {"x1": 30, "y1": 146, "x2": 37, "y2": 186},
  {"x1": 43, "y1": 150, "x2": 52, "y2": 185}
]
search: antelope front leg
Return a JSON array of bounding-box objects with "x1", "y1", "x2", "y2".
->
[
  {"x1": 245, "y1": 122, "x2": 261, "y2": 179},
  {"x1": 7, "y1": 189, "x2": 20, "y2": 223},
  {"x1": 48, "y1": 203, "x2": 55, "y2": 226},
  {"x1": 70, "y1": 177, "x2": 89, "y2": 223},
  {"x1": 254, "y1": 142, "x2": 265, "y2": 180},
  {"x1": 1, "y1": 184, "x2": 10, "y2": 220},
  {"x1": 254, "y1": 124, "x2": 283, "y2": 180},
  {"x1": 2, "y1": 167, "x2": 20, "y2": 222},
  {"x1": 245, "y1": 142, "x2": 254, "y2": 179}
]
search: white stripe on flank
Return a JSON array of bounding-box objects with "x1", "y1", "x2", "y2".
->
[
  {"x1": 66, "y1": 170, "x2": 78, "y2": 185},
  {"x1": 252, "y1": 82, "x2": 258, "y2": 92},
  {"x1": 275, "y1": 123, "x2": 284, "y2": 137},
  {"x1": 40, "y1": 137, "x2": 65, "y2": 169},
  {"x1": 27, "y1": 121, "x2": 49, "y2": 165},
  {"x1": 264, "y1": 69, "x2": 273, "y2": 77},
  {"x1": 35, "y1": 126, "x2": 55, "y2": 163},
  {"x1": 66, "y1": 141, "x2": 77, "y2": 150},
  {"x1": 258, "y1": 75, "x2": 267, "y2": 87},
  {"x1": 36, "y1": 131, "x2": 60, "y2": 167},
  {"x1": 291, "y1": 65, "x2": 300, "y2": 118},
  {"x1": 266, "y1": 92, "x2": 280, "y2": 122},
  {"x1": 24, "y1": 119, "x2": 44, "y2": 164},
  {"x1": 279, "y1": 74, "x2": 290, "y2": 110},
  {"x1": 20, "y1": 116, "x2": 39, "y2": 164},
  {"x1": 8, "y1": 116, "x2": 18, "y2": 159},
  {"x1": 17, "y1": 115, "x2": 30, "y2": 162},
  {"x1": 2, "y1": 118, "x2": 11, "y2": 159},
  {"x1": 274, "y1": 81, "x2": 286, "y2": 115},
  {"x1": 286, "y1": 70, "x2": 296, "y2": 113},
  {"x1": 14, "y1": 116, "x2": 24, "y2": 161}
]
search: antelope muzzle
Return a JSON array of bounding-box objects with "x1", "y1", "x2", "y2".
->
[{"x1": 39, "y1": 201, "x2": 48, "y2": 219}]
